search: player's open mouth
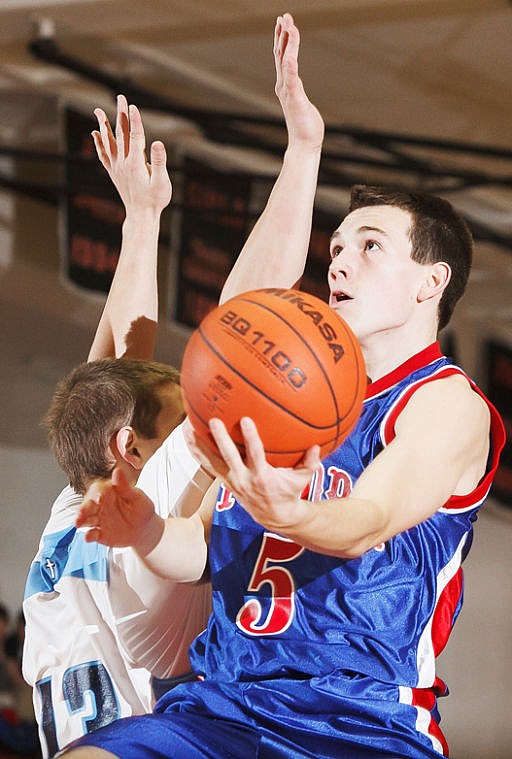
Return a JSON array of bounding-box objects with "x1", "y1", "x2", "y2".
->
[{"x1": 333, "y1": 291, "x2": 352, "y2": 303}]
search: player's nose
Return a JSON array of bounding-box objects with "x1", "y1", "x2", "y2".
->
[{"x1": 328, "y1": 253, "x2": 353, "y2": 282}]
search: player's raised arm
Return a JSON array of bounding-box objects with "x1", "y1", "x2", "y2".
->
[
  {"x1": 220, "y1": 13, "x2": 325, "y2": 303},
  {"x1": 77, "y1": 466, "x2": 208, "y2": 582},
  {"x1": 88, "y1": 94, "x2": 172, "y2": 361}
]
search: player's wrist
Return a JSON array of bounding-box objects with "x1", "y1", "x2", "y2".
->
[
  {"x1": 122, "y1": 206, "x2": 163, "y2": 227},
  {"x1": 121, "y1": 212, "x2": 161, "y2": 247},
  {"x1": 284, "y1": 141, "x2": 323, "y2": 160},
  {"x1": 259, "y1": 497, "x2": 312, "y2": 543}
]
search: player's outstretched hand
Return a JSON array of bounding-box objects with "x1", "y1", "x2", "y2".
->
[
  {"x1": 274, "y1": 13, "x2": 324, "y2": 150},
  {"x1": 76, "y1": 466, "x2": 164, "y2": 553},
  {"x1": 184, "y1": 417, "x2": 321, "y2": 536},
  {"x1": 92, "y1": 94, "x2": 172, "y2": 215}
]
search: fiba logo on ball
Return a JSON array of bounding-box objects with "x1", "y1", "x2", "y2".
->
[{"x1": 181, "y1": 288, "x2": 367, "y2": 466}]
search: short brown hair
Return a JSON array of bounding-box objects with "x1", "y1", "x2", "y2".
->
[
  {"x1": 349, "y1": 185, "x2": 473, "y2": 330},
  {"x1": 43, "y1": 358, "x2": 181, "y2": 495}
]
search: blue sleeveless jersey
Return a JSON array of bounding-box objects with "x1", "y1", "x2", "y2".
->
[{"x1": 157, "y1": 342, "x2": 504, "y2": 759}]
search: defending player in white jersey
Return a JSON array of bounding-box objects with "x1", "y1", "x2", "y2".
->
[{"x1": 22, "y1": 96, "x2": 216, "y2": 757}]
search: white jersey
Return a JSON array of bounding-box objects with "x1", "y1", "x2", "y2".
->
[{"x1": 23, "y1": 423, "x2": 213, "y2": 758}]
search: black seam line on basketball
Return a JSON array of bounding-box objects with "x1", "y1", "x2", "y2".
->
[
  {"x1": 186, "y1": 390, "x2": 343, "y2": 459},
  {"x1": 232, "y1": 293, "x2": 360, "y2": 423},
  {"x1": 196, "y1": 325, "x2": 339, "y2": 432},
  {"x1": 182, "y1": 371, "x2": 344, "y2": 456},
  {"x1": 185, "y1": 388, "x2": 343, "y2": 458}
]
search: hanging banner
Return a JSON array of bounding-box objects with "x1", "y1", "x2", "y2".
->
[
  {"x1": 61, "y1": 107, "x2": 123, "y2": 293},
  {"x1": 176, "y1": 158, "x2": 251, "y2": 328}
]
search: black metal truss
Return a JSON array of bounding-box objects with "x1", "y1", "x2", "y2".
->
[{"x1": 1, "y1": 34, "x2": 511, "y2": 250}]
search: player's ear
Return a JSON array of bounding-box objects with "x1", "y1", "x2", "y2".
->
[
  {"x1": 112, "y1": 426, "x2": 144, "y2": 470},
  {"x1": 417, "y1": 261, "x2": 451, "y2": 303}
]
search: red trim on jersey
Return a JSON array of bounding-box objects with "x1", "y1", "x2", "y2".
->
[
  {"x1": 446, "y1": 392, "x2": 505, "y2": 509},
  {"x1": 366, "y1": 343, "x2": 443, "y2": 399},
  {"x1": 431, "y1": 567, "x2": 463, "y2": 657},
  {"x1": 378, "y1": 361, "x2": 506, "y2": 512},
  {"x1": 411, "y1": 680, "x2": 450, "y2": 757}
]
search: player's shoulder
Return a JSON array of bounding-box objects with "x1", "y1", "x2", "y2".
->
[
  {"x1": 42, "y1": 484, "x2": 83, "y2": 536},
  {"x1": 413, "y1": 369, "x2": 487, "y2": 407},
  {"x1": 399, "y1": 369, "x2": 490, "y2": 436},
  {"x1": 53, "y1": 483, "x2": 83, "y2": 509}
]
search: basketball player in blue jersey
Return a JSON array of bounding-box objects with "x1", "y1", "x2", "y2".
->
[{"x1": 64, "y1": 12, "x2": 505, "y2": 759}]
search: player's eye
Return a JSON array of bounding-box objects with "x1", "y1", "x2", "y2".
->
[
  {"x1": 330, "y1": 245, "x2": 342, "y2": 259},
  {"x1": 365, "y1": 239, "x2": 380, "y2": 253}
]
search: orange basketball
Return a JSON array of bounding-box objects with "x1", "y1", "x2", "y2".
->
[{"x1": 180, "y1": 288, "x2": 367, "y2": 467}]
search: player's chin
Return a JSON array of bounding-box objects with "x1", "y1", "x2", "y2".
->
[{"x1": 329, "y1": 299, "x2": 356, "y2": 328}]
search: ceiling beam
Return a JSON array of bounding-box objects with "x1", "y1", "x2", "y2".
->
[{"x1": 100, "y1": 0, "x2": 508, "y2": 46}]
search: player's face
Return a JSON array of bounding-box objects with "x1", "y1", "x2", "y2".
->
[
  {"x1": 327, "y1": 205, "x2": 427, "y2": 343},
  {"x1": 138, "y1": 384, "x2": 185, "y2": 465}
]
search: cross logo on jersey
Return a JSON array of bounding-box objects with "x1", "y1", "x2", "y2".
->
[{"x1": 45, "y1": 557, "x2": 57, "y2": 581}]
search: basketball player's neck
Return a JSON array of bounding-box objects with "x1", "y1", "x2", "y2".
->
[{"x1": 360, "y1": 323, "x2": 438, "y2": 383}]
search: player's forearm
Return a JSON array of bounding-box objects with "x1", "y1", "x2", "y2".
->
[
  {"x1": 88, "y1": 208, "x2": 161, "y2": 361},
  {"x1": 264, "y1": 495, "x2": 389, "y2": 559},
  {"x1": 134, "y1": 511, "x2": 208, "y2": 582},
  {"x1": 220, "y1": 144, "x2": 321, "y2": 304}
]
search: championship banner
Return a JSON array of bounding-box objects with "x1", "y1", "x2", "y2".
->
[
  {"x1": 61, "y1": 107, "x2": 123, "y2": 293},
  {"x1": 487, "y1": 340, "x2": 512, "y2": 507},
  {"x1": 176, "y1": 158, "x2": 251, "y2": 328}
]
